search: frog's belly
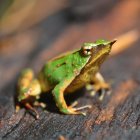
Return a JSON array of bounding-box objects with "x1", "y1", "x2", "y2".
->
[
  {"x1": 66, "y1": 66, "x2": 99, "y2": 93},
  {"x1": 66, "y1": 72, "x2": 91, "y2": 93}
]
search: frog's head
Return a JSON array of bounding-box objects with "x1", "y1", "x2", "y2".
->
[{"x1": 81, "y1": 39, "x2": 117, "y2": 66}]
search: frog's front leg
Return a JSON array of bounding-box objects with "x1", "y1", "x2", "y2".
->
[
  {"x1": 90, "y1": 72, "x2": 110, "y2": 100},
  {"x1": 52, "y1": 77, "x2": 91, "y2": 115}
]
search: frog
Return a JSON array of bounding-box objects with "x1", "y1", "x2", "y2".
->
[{"x1": 17, "y1": 39, "x2": 117, "y2": 119}]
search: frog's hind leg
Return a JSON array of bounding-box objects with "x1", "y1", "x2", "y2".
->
[
  {"x1": 52, "y1": 77, "x2": 91, "y2": 115},
  {"x1": 17, "y1": 68, "x2": 42, "y2": 118},
  {"x1": 18, "y1": 68, "x2": 42, "y2": 100}
]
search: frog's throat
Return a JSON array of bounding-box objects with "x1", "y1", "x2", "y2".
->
[{"x1": 85, "y1": 49, "x2": 110, "y2": 69}]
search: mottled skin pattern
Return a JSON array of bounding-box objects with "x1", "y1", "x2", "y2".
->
[{"x1": 17, "y1": 39, "x2": 117, "y2": 118}]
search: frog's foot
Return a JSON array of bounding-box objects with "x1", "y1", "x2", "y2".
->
[
  {"x1": 87, "y1": 82, "x2": 111, "y2": 100},
  {"x1": 34, "y1": 101, "x2": 46, "y2": 108},
  {"x1": 25, "y1": 103, "x2": 39, "y2": 119},
  {"x1": 61, "y1": 102, "x2": 92, "y2": 116},
  {"x1": 93, "y1": 82, "x2": 111, "y2": 101},
  {"x1": 89, "y1": 72, "x2": 112, "y2": 100},
  {"x1": 69, "y1": 101, "x2": 92, "y2": 110}
]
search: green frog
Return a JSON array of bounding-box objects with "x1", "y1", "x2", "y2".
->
[{"x1": 17, "y1": 39, "x2": 117, "y2": 119}]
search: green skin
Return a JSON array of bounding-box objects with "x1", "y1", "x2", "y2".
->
[{"x1": 17, "y1": 39, "x2": 117, "y2": 118}]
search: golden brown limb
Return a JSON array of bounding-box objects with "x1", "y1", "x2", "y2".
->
[{"x1": 25, "y1": 103, "x2": 39, "y2": 119}]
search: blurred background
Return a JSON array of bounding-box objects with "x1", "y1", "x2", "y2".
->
[
  {"x1": 0, "y1": 1, "x2": 140, "y2": 139},
  {"x1": 0, "y1": 0, "x2": 140, "y2": 91}
]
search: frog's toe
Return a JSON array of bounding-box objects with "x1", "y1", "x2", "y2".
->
[
  {"x1": 98, "y1": 89, "x2": 106, "y2": 101},
  {"x1": 92, "y1": 82, "x2": 111, "y2": 100},
  {"x1": 72, "y1": 105, "x2": 92, "y2": 111},
  {"x1": 98, "y1": 88, "x2": 112, "y2": 101},
  {"x1": 69, "y1": 101, "x2": 78, "y2": 108},
  {"x1": 33, "y1": 101, "x2": 46, "y2": 108}
]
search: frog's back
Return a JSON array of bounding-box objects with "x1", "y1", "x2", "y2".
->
[{"x1": 38, "y1": 50, "x2": 90, "y2": 92}]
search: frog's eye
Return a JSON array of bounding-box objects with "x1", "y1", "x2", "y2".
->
[{"x1": 81, "y1": 46, "x2": 92, "y2": 56}]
